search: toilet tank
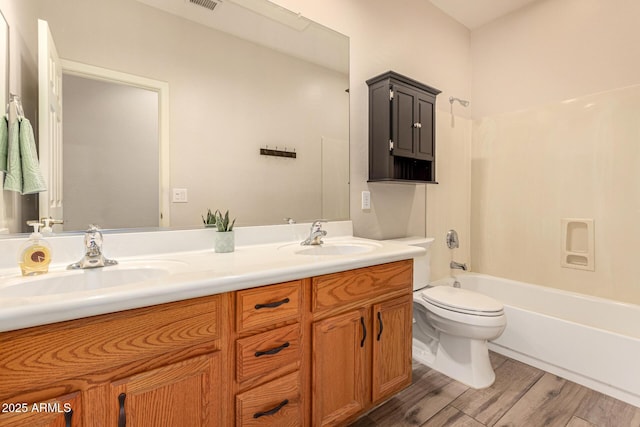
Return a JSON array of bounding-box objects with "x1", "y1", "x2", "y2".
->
[{"x1": 384, "y1": 237, "x2": 435, "y2": 291}]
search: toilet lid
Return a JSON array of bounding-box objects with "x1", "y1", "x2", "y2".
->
[{"x1": 420, "y1": 286, "x2": 504, "y2": 316}]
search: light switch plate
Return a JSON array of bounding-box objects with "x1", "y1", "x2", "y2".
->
[
  {"x1": 361, "y1": 191, "x2": 371, "y2": 210},
  {"x1": 172, "y1": 188, "x2": 188, "y2": 203}
]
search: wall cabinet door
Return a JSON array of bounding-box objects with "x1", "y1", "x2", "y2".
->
[
  {"x1": 0, "y1": 392, "x2": 81, "y2": 427},
  {"x1": 391, "y1": 83, "x2": 419, "y2": 159},
  {"x1": 391, "y1": 83, "x2": 435, "y2": 162},
  {"x1": 110, "y1": 353, "x2": 221, "y2": 427},
  {"x1": 415, "y1": 95, "x2": 434, "y2": 160},
  {"x1": 312, "y1": 308, "x2": 368, "y2": 427},
  {"x1": 372, "y1": 295, "x2": 413, "y2": 403}
]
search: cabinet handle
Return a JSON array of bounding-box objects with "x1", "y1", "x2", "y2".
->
[
  {"x1": 253, "y1": 399, "x2": 289, "y2": 419},
  {"x1": 64, "y1": 409, "x2": 73, "y2": 427},
  {"x1": 377, "y1": 311, "x2": 384, "y2": 341},
  {"x1": 413, "y1": 122, "x2": 422, "y2": 128},
  {"x1": 255, "y1": 297, "x2": 290, "y2": 310},
  {"x1": 118, "y1": 393, "x2": 126, "y2": 427},
  {"x1": 360, "y1": 316, "x2": 367, "y2": 347},
  {"x1": 255, "y1": 341, "x2": 290, "y2": 357}
]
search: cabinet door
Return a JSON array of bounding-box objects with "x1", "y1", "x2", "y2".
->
[
  {"x1": 312, "y1": 308, "x2": 368, "y2": 427},
  {"x1": 111, "y1": 353, "x2": 221, "y2": 427},
  {"x1": 0, "y1": 392, "x2": 81, "y2": 427},
  {"x1": 391, "y1": 84, "x2": 418, "y2": 159},
  {"x1": 415, "y1": 95, "x2": 434, "y2": 160},
  {"x1": 372, "y1": 295, "x2": 413, "y2": 403}
]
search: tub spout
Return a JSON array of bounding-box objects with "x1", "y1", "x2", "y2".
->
[{"x1": 450, "y1": 260, "x2": 467, "y2": 271}]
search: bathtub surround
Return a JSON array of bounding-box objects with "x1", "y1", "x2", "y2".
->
[{"x1": 472, "y1": 85, "x2": 640, "y2": 305}]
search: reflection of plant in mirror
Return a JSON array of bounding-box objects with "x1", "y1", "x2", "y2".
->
[
  {"x1": 202, "y1": 209, "x2": 216, "y2": 226},
  {"x1": 213, "y1": 210, "x2": 236, "y2": 232}
]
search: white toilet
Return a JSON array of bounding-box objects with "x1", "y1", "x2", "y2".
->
[{"x1": 389, "y1": 237, "x2": 507, "y2": 389}]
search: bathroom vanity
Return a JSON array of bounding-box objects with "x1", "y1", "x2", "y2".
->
[{"x1": 0, "y1": 223, "x2": 421, "y2": 426}]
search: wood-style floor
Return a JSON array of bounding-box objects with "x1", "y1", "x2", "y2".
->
[{"x1": 350, "y1": 352, "x2": 640, "y2": 427}]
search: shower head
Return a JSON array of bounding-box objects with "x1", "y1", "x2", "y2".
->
[{"x1": 449, "y1": 96, "x2": 470, "y2": 107}]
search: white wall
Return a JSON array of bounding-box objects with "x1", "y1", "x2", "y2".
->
[
  {"x1": 270, "y1": 0, "x2": 473, "y2": 278},
  {"x1": 470, "y1": 0, "x2": 640, "y2": 305},
  {"x1": 63, "y1": 74, "x2": 159, "y2": 230}
]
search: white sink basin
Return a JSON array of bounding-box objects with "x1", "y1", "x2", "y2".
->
[
  {"x1": 0, "y1": 261, "x2": 186, "y2": 298},
  {"x1": 294, "y1": 242, "x2": 380, "y2": 256}
]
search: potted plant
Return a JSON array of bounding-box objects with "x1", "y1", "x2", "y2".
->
[
  {"x1": 202, "y1": 209, "x2": 217, "y2": 228},
  {"x1": 212, "y1": 209, "x2": 236, "y2": 253}
]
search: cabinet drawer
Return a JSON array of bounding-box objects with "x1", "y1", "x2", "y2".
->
[
  {"x1": 236, "y1": 323, "x2": 301, "y2": 383},
  {"x1": 236, "y1": 281, "x2": 302, "y2": 332},
  {"x1": 312, "y1": 260, "x2": 412, "y2": 312},
  {"x1": 236, "y1": 371, "x2": 301, "y2": 427}
]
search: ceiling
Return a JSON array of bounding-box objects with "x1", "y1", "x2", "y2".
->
[{"x1": 429, "y1": 0, "x2": 540, "y2": 30}]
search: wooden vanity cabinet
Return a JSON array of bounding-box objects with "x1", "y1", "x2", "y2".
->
[
  {"x1": 0, "y1": 392, "x2": 81, "y2": 427},
  {"x1": 0, "y1": 260, "x2": 413, "y2": 427},
  {"x1": 310, "y1": 260, "x2": 413, "y2": 426},
  {"x1": 0, "y1": 294, "x2": 229, "y2": 427}
]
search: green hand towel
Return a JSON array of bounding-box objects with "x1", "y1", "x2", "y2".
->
[
  {"x1": 19, "y1": 117, "x2": 47, "y2": 194},
  {"x1": 0, "y1": 116, "x2": 7, "y2": 172},
  {"x1": 3, "y1": 117, "x2": 22, "y2": 192}
]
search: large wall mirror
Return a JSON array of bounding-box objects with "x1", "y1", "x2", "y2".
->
[{"x1": 2, "y1": 0, "x2": 349, "y2": 234}]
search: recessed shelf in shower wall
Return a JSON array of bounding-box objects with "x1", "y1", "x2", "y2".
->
[{"x1": 561, "y1": 218, "x2": 594, "y2": 271}]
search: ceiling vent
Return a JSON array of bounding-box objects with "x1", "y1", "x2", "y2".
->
[{"x1": 189, "y1": 0, "x2": 221, "y2": 12}]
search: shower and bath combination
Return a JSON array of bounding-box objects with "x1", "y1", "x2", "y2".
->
[{"x1": 449, "y1": 96, "x2": 470, "y2": 127}]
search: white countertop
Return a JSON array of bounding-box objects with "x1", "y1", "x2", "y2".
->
[{"x1": 0, "y1": 222, "x2": 424, "y2": 332}]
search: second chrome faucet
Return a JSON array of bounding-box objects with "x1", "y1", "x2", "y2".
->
[{"x1": 301, "y1": 220, "x2": 327, "y2": 246}]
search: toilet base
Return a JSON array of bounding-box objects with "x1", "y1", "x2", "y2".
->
[{"x1": 413, "y1": 334, "x2": 496, "y2": 389}]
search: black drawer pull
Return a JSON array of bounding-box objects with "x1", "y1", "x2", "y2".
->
[
  {"x1": 64, "y1": 408, "x2": 73, "y2": 427},
  {"x1": 255, "y1": 298, "x2": 290, "y2": 310},
  {"x1": 255, "y1": 342, "x2": 290, "y2": 357},
  {"x1": 377, "y1": 311, "x2": 384, "y2": 341},
  {"x1": 118, "y1": 393, "x2": 126, "y2": 427},
  {"x1": 253, "y1": 399, "x2": 289, "y2": 419},
  {"x1": 360, "y1": 316, "x2": 366, "y2": 347}
]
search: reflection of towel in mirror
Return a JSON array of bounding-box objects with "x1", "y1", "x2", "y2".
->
[
  {"x1": 19, "y1": 118, "x2": 47, "y2": 194},
  {"x1": 3, "y1": 117, "x2": 47, "y2": 194},
  {"x1": 0, "y1": 116, "x2": 7, "y2": 172},
  {"x1": 3, "y1": 117, "x2": 21, "y2": 192}
]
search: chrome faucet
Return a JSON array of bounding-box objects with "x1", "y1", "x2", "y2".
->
[
  {"x1": 301, "y1": 220, "x2": 327, "y2": 246},
  {"x1": 68, "y1": 225, "x2": 118, "y2": 269},
  {"x1": 450, "y1": 260, "x2": 467, "y2": 271}
]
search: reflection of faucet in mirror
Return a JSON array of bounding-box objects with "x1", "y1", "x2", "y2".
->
[
  {"x1": 301, "y1": 220, "x2": 327, "y2": 246},
  {"x1": 67, "y1": 225, "x2": 118, "y2": 269}
]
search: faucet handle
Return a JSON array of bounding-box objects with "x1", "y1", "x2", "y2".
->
[
  {"x1": 311, "y1": 219, "x2": 327, "y2": 229},
  {"x1": 84, "y1": 225, "x2": 104, "y2": 251}
]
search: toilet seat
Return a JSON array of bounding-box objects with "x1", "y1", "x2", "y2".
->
[{"x1": 420, "y1": 286, "x2": 504, "y2": 317}]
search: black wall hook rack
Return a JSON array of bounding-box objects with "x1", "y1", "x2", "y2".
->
[{"x1": 260, "y1": 147, "x2": 297, "y2": 159}]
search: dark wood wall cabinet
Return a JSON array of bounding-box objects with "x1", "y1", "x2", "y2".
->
[{"x1": 367, "y1": 71, "x2": 441, "y2": 183}]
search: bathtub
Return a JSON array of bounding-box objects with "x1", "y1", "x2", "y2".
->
[{"x1": 431, "y1": 273, "x2": 640, "y2": 408}]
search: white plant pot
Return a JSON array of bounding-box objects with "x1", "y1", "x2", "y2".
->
[{"x1": 214, "y1": 231, "x2": 235, "y2": 253}]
